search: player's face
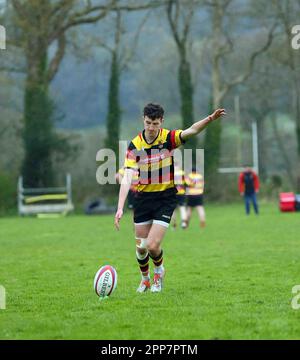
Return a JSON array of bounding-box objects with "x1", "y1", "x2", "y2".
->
[{"x1": 143, "y1": 116, "x2": 163, "y2": 136}]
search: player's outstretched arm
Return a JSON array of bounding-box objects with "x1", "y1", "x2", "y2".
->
[
  {"x1": 114, "y1": 168, "x2": 134, "y2": 231},
  {"x1": 181, "y1": 109, "x2": 226, "y2": 141}
]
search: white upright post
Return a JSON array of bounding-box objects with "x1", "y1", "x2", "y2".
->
[
  {"x1": 66, "y1": 173, "x2": 72, "y2": 206},
  {"x1": 235, "y1": 95, "x2": 242, "y2": 167},
  {"x1": 252, "y1": 121, "x2": 259, "y2": 174},
  {"x1": 18, "y1": 176, "x2": 23, "y2": 216}
]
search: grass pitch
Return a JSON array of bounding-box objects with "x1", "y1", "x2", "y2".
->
[{"x1": 0, "y1": 203, "x2": 300, "y2": 339}]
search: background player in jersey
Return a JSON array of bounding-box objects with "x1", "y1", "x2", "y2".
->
[
  {"x1": 171, "y1": 162, "x2": 187, "y2": 230},
  {"x1": 114, "y1": 103, "x2": 226, "y2": 293},
  {"x1": 185, "y1": 167, "x2": 206, "y2": 228},
  {"x1": 238, "y1": 166, "x2": 260, "y2": 215}
]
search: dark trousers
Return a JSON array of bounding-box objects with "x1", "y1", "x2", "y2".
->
[{"x1": 244, "y1": 193, "x2": 259, "y2": 215}]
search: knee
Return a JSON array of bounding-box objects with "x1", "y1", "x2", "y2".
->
[
  {"x1": 147, "y1": 239, "x2": 159, "y2": 253},
  {"x1": 136, "y1": 247, "x2": 147, "y2": 257},
  {"x1": 136, "y1": 237, "x2": 147, "y2": 248}
]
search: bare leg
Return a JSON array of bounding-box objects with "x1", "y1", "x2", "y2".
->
[
  {"x1": 171, "y1": 207, "x2": 177, "y2": 229},
  {"x1": 135, "y1": 223, "x2": 152, "y2": 256},
  {"x1": 186, "y1": 206, "x2": 192, "y2": 227},
  {"x1": 179, "y1": 205, "x2": 187, "y2": 228},
  {"x1": 196, "y1": 206, "x2": 206, "y2": 227},
  {"x1": 135, "y1": 223, "x2": 152, "y2": 291},
  {"x1": 147, "y1": 223, "x2": 168, "y2": 258},
  {"x1": 146, "y1": 223, "x2": 168, "y2": 292}
]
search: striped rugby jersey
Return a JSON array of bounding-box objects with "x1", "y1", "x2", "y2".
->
[
  {"x1": 185, "y1": 172, "x2": 204, "y2": 196},
  {"x1": 174, "y1": 169, "x2": 186, "y2": 195},
  {"x1": 124, "y1": 128, "x2": 184, "y2": 192}
]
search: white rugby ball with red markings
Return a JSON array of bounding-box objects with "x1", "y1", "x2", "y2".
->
[{"x1": 94, "y1": 265, "x2": 117, "y2": 298}]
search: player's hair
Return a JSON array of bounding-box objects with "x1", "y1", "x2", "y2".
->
[{"x1": 143, "y1": 103, "x2": 164, "y2": 120}]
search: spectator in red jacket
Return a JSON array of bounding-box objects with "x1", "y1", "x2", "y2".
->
[{"x1": 238, "y1": 167, "x2": 260, "y2": 215}]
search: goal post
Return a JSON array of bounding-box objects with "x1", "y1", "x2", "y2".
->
[{"x1": 218, "y1": 94, "x2": 259, "y2": 175}]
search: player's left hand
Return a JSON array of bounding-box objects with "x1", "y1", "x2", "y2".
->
[
  {"x1": 114, "y1": 208, "x2": 123, "y2": 231},
  {"x1": 211, "y1": 108, "x2": 226, "y2": 121}
]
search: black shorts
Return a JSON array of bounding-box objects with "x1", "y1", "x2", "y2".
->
[
  {"x1": 187, "y1": 195, "x2": 203, "y2": 207},
  {"x1": 127, "y1": 190, "x2": 137, "y2": 209},
  {"x1": 176, "y1": 194, "x2": 186, "y2": 206},
  {"x1": 134, "y1": 188, "x2": 177, "y2": 227}
]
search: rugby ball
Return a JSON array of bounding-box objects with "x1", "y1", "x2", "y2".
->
[{"x1": 94, "y1": 265, "x2": 117, "y2": 298}]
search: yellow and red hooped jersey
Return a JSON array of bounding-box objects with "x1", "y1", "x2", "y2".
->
[
  {"x1": 174, "y1": 169, "x2": 186, "y2": 195},
  {"x1": 124, "y1": 128, "x2": 184, "y2": 192},
  {"x1": 185, "y1": 172, "x2": 204, "y2": 196}
]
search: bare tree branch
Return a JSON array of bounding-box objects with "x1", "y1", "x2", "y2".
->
[
  {"x1": 11, "y1": 0, "x2": 26, "y2": 18},
  {"x1": 94, "y1": 38, "x2": 114, "y2": 54},
  {"x1": 50, "y1": 0, "x2": 75, "y2": 18},
  {"x1": 167, "y1": 0, "x2": 182, "y2": 49},
  {"x1": 0, "y1": 66, "x2": 26, "y2": 73},
  {"x1": 220, "y1": 21, "x2": 277, "y2": 100},
  {"x1": 63, "y1": 0, "x2": 162, "y2": 30},
  {"x1": 182, "y1": 3, "x2": 194, "y2": 44},
  {"x1": 50, "y1": 0, "x2": 162, "y2": 44},
  {"x1": 47, "y1": 34, "x2": 66, "y2": 82},
  {"x1": 120, "y1": 10, "x2": 150, "y2": 71},
  {"x1": 217, "y1": 31, "x2": 234, "y2": 58}
]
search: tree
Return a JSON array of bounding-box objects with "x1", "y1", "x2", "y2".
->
[
  {"x1": 103, "y1": 10, "x2": 122, "y2": 168},
  {"x1": 102, "y1": 8, "x2": 148, "y2": 165},
  {"x1": 8, "y1": 0, "x2": 158, "y2": 187},
  {"x1": 237, "y1": 46, "x2": 298, "y2": 189},
  {"x1": 203, "y1": 0, "x2": 275, "y2": 196},
  {"x1": 272, "y1": 0, "x2": 300, "y2": 191},
  {"x1": 166, "y1": 0, "x2": 198, "y2": 156},
  {"x1": 8, "y1": 0, "x2": 112, "y2": 186}
]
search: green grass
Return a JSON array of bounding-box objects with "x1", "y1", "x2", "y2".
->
[{"x1": 0, "y1": 203, "x2": 300, "y2": 339}]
